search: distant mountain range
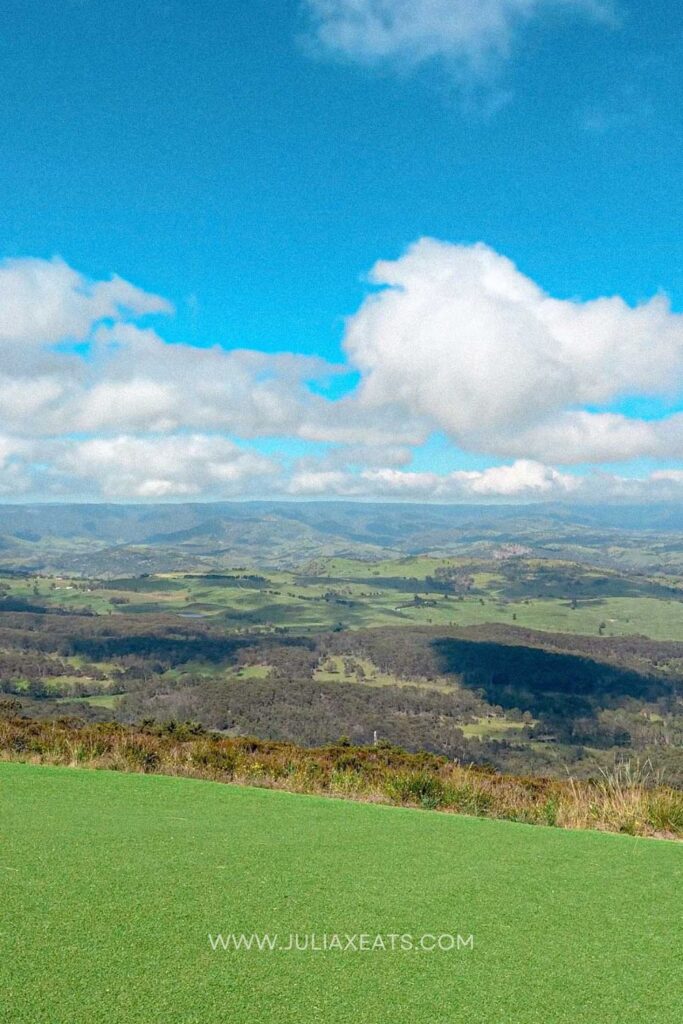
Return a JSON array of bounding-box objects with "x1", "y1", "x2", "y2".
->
[{"x1": 0, "y1": 501, "x2": 682, "y2": 575}]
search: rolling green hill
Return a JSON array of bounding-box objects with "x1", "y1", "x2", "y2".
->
[
  {"x1": 2, "y1": 763, "x2": 681, "y2": 1023},
  {"x1": 2, "y1": 558, "x2": 682, "y2": 778},
  {"x1": 4, "y1": 555, "x2": 683, "y2": 638},
  {"x1": 2, "y1": 500, "x2": 683, "y2": 574}
]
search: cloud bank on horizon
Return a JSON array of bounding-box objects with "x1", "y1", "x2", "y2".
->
[{"x1": 0, "y1": 240, "x2": 682, "y2": 503}]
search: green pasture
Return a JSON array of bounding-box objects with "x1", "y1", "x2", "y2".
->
[
  {"x1": 3, "y1": 558, "x2": 683, "y2": 640},
  {"x1": 54, "y1": 693, "x2": 121, "y2": 709}
]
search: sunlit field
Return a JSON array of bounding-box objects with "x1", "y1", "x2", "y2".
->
[{"x1": 5, "y1": 556, "x2": 683, "y2": 640}]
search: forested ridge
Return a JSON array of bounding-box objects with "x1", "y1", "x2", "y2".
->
[{"x1": 2, "y1": 601, "x2": 681, "y2": 783}]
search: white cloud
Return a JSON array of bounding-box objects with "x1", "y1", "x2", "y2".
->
[
  {"x1": 323, "y1": 443, "x2": 414, "y2": 468},
  {"x1": 288, "y1": 458, "x2": 579, "y2": 499},
  {"x1": 0, "y1": 375, "x2": 66, "y2": 422},
  {"x1": 489, "y1": 411, "x2": 683, "y2": 465},
  {"x1": 0, "y1": 248, "x2": 681, "y2": 503},
  {"x1": 73, "y1": 379, "x2": 178, "y2": 434},
  {"x1": 0, "y1": 260, "x2": 363, "y2": 443},
  {"x1": 287, "y1": 461, "x2": 683, "y2": 504},
  {"x1": 304, "y1": 0, "x2": 614, "y2": 72},
  {"x1": 345, "y1": 239, "x2": 683, "y2": 463},
  {"x1": 1, "y1": 426, "x2": 683, "y2": 504},
  {"x1": 464, "y1": 459, "x2": 577, "y2": 495},
  {"x1": 287, "y1": 469, "x2": 352, "y2": 496},
  {"x1": 0, "y1": 256, "x2": 171, "y2": 350},
  {"x1": 0, "y1": 436, "x2": 34, "y2": 496},
  {"x1": 56, "y1": 435, "x2": 277, "y2": 499}
]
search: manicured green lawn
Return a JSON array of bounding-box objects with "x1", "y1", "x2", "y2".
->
[{"x1": 1, "y1": 763, "x2": 681, "y2": 1023}]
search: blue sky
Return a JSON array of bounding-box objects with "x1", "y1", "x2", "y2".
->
[{"x1": 0, "y1": 0, "x2": 682, "y2": 501}]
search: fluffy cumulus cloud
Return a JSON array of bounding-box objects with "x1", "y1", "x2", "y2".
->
[
  {"x1": 0, "y1": 256, "x2": 170, "y2": 352},
  {"x1": 55, "y1": 435, "x2": 277, "y2": 499},
  {"x1": 344, "y1": 239, "x2": 683, "y2": 464},
  {"x1": 0, "y1": 247, "x2": 682, "y2": 502},
  {"x1": 303, "y1": 0, "x2": 614, "y2": 72},
  {"x1": 489, "y1": 411, "x2": 683, "y2": 464},
  {"x1": 0, "y1": 257, "x2": 425, "y2": 448},
  {"x1": 0, "y1": 255, "x2": 421, "y2": 499}
]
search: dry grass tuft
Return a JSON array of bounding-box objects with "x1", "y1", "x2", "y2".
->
[{"x1": 1, "y1": 715, "x2": 680, "y2": 839}]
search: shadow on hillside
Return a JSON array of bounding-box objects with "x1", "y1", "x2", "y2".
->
[
  {"x1": 69, "y1": 632, "x2": 313, "y2": 667},
  {"x1": 430, "y1": 637, "x2": 667, "y2": 718}
]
